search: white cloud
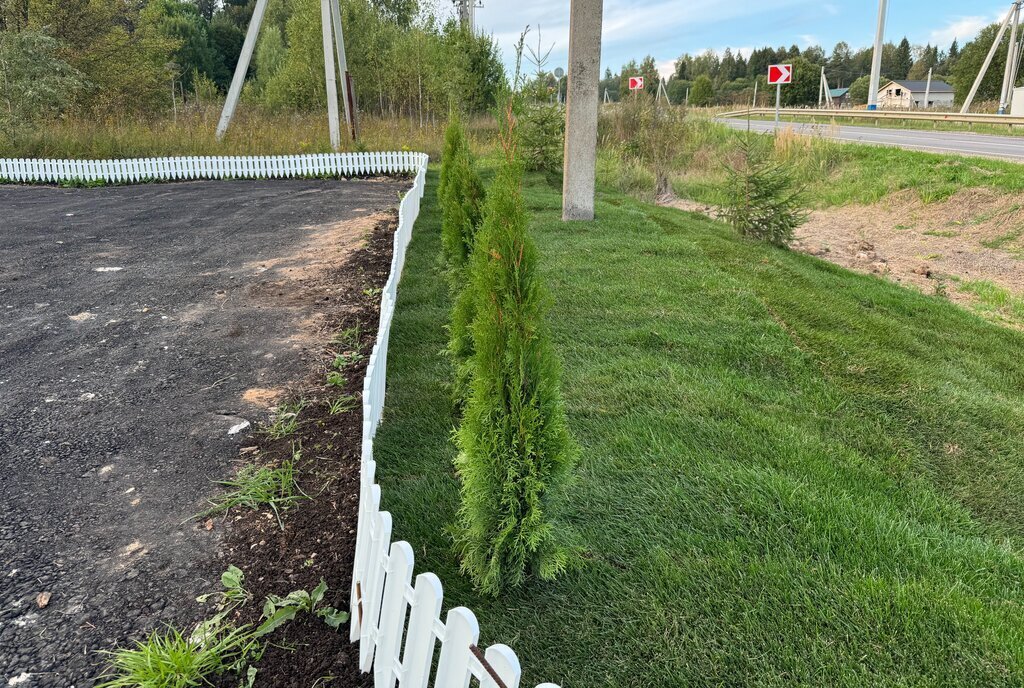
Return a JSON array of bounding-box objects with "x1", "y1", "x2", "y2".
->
[
  {"x1": 799, "y1": 34, "x2": 820, "y2": 47},
  {"x1": 929, "y1": 15, "x2": 993, "y2": 46},
  {"x1": 657, "y1": 59, "x2": 676, "y2": 79},
  {"x1": 478, "y1": 0, "x2": 808, "y2": 72}
]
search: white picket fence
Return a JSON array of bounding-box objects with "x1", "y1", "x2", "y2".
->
[
  {"x1": 1, "y1": 150, "x2": 559, "y2": 688},
  {"x1": 0, "y1": 151, "x2": 425, "y2": 183}
]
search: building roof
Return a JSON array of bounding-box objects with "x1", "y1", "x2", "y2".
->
[
  {"x1": 882, "y1": 79, "x2": 954, "y2": 93},
  {"x1": 829, "y1": 87, "x2": 850, "y2": 97}
]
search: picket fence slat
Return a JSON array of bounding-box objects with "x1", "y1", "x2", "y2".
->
[{"x1": 0, "y1": 151, "x2": 557, "y2": 686}]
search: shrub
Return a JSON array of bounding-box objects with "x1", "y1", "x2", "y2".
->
[
  {"x1": 519, "y1": 103, "x2": 564, "y2": 180},
  {"x1": 721, "y1": 135, "x2": 807, "y2": 247},
  {"x1": 438, "y1": 114, "x2": 485, "y2": 283},
  {"x1": 602, "y1": 93, "x2": 687, "y2": 200},
  {"x1": 438, "y1": 113, "x2": 485, "y2": 403},
  {"x1": 438, "y1": 114, "x2": 466, "y2": 206},
  {"x1": 452, "y1": 156, "x2": 577, "y2": 595},
  {"x1": 0, "y1": 31, "x2": 84, "y2": 142}
]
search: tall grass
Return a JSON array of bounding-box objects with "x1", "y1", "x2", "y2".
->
[
  {"x1": 2, "y1": 106, "x2": 497, "y2": 160},
  {"x1": 597, "y1": 110, "x2": 1024, "y2": 209}
]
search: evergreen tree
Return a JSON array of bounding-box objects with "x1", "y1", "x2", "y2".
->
[
  {"x1": 453, "y1": 150, "x2": 576, "y2": 594},
  {"x1": 894, "y1": 37, "x2": 913, "y2": 79},
  {"x1": 689, "y1": 74, "x2": 714, "y2": 106}
]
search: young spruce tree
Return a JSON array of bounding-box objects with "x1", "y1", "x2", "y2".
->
[
  {"x1": 721, "y1": 134, "x2": 807, "y2": 247},
  {"x1": 453, "y1": 105, "x2": 576, "y2": 595}
]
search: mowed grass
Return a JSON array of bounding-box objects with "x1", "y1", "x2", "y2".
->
[{"x1": 373, "y1": 168, "x2": 1024, "y2": 687}]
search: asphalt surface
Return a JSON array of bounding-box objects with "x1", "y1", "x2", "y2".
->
[
  {"x1": 0, "y1": 178, "x2": 406, "y2": 686},
  {"x1": 716, "y1": 117, "x2": 1024, "y2": 161}
]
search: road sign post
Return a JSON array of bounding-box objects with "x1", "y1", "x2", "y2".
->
[{"x1": 767, "y1": 64, "x2": 792, "y2": 126}]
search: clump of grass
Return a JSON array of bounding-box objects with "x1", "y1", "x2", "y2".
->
[
  {"x1": 95, "y1": 624, "x2": 260, "y2": 688},
  {"x1": 332, "y1": 324, "x2": 362, "y2": 349},
  {"x1": 201, "y1": 454, "x2": 306, "y2": 529},
  {"x1": 265, "y1": 400, "x2": 303, "y2": 440},
  {"x1": 959, "y1": 279, "x2": 1024, "y2": 324},
  {"x1": 97, "y1": 571, "x2": 348, "y2": 688},
  {"x1": 327, "y1": 394, "x2": 358, "y2": 415}
]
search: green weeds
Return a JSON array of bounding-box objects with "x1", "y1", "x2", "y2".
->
[
  {"x1": 200, "y1": 454, "x2": 306, "y2": 530},
  {"x1": 265, "y1": 400, "x2": 303, "y2": 440},
  {"x1": 97, "y1": 568, "x2": 347, "y2": 688},
  {"x1": 326, "y1": 395, "x2": 358, "y2": 415},
  {"x1": 95, "y1": 624, "x2": 261, "y2": 688}
]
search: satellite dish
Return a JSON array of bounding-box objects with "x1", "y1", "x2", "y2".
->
[{"x1": 554, "y1": 67, "x2": 565, "y2": 78}]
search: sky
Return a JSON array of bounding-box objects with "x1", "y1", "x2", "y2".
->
[{"x1": 457, "y1": 0, "x2": 1013, "y2": 78}]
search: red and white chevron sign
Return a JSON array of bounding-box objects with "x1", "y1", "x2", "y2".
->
[
  {"x1": 628, "y1": 76, "x2": 645, "y2": 91},
  {"x1": 768, "y1": 64, "x2": 792, "y2": 84}
]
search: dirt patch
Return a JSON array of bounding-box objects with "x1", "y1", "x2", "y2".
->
[
  {"x1": 208, "y1": 216, "x2": 399, "y2": 688},
  {"x1": 794, "y1": 188, "x2": 1024, "y2": 303},
  {"x1": 664, "y1": 189, "x2": 1024, "y2": 315},
  {"x1": 241, "y1": 388, "x2": 285, "y2": 407}
]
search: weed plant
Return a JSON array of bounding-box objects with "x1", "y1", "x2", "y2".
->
[{"x1": 200, "y1": 456, "x2": 306, "y2": 529}]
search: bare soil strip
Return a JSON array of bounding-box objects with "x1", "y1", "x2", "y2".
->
[{"x1": 667, "y1": 189, "x2": 1024, "y2": 321}]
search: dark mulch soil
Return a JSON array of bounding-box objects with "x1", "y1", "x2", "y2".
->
[{"x1": 209, "y1": 215, "x2": 398, "y2": 688}]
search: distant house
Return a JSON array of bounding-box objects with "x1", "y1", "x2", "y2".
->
[
  {"x1": 829, "y1": 87, "x2": 850, "y2": 108},
  {"x1": 877, "y1": 79, "x2": 955, "y2": 109}
]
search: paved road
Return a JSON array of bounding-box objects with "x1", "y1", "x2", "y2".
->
[
  {"x1": 0, "y1": 179, "x2": 405, "y2": 686},
  {"x1": 717, "y1": 117, "x2": 1024, "y2": 162}
]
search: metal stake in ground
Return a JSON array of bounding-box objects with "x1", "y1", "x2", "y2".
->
[{"x1": 562, "y1": 0, "x2": 604, "y2": 222}]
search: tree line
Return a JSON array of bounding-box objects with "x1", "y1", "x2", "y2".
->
[
  {"x1": 602, "y1": 23, "x2": 1017, "y2": 109},
  {"x1": 0, "y1": 0, "x2": 504, "y2": 140}
]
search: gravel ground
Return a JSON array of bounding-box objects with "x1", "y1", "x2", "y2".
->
[{"x1": 0, "y1": 178, "x2": 407, "y2": 686}]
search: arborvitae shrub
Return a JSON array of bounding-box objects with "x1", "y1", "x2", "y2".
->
[
  {"x1": 437, "y1": 115, "x2": 465, "y2": 207},
  {"x1": 452, "y1": 158, "x2": 576, "y2": 595},
  {"x1": 438, "y1": 114, "x2": 485, "y2": 404},
  {"x1": 441, "y1": 145, "x2": 485, "y2": 287},
  {"x1": 721, "y1": 135, "x2": 807, "y2": 247}
]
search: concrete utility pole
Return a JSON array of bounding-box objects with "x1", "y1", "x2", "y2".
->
[
  {"x1": 561, "y1": 0, "x2": 603, "y2": 221},
  {"x1": 867, "y1": 0, "x2": 888, "y2": 111},
  {"x1": 329, "y1": 0, "x2": 353, "y2": 136},
  {"x1": 320, "y1": 0, "x2": 341, "y2": 150},
  {"x1": 924, "y1": 67, "x2": 933, "y2": 108},
  {"x1": 455, "y1": 0, "x2": 477, "y2": 32},
  {"x1": 962, "y1": 1, "x2": 1017, "y2": 113},
  {"x1": 217, "y1": 0, "x2": 269, "y2": 139},
  {"x1": 1000, "y1": 2, "x2": 1022, "y2": 113},
  {"x1": 216, "y1": 0, "x2": 353, "y2": 146}
]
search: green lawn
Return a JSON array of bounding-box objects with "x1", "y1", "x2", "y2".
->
[{"x1": 373, "y1": 168, "x2": 1024, "y2": 687}]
